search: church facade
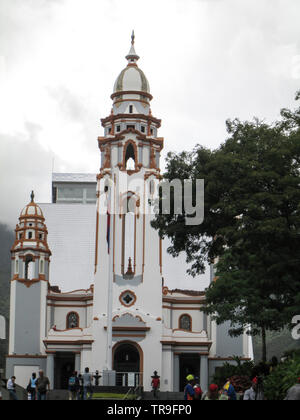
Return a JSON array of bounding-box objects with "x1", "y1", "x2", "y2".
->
[{"x1": 6, "y1": 36, "x2": 252, "y2": 392}]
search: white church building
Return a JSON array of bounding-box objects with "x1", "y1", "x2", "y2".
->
[{"x1": 6, "y1": 35, "x2": 252, "y2": 392}]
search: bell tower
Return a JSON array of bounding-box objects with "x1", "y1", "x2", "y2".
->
[
  {"x1": 8, "y1": 192, "x2": 51, "y2": 356},
  {"x1": 92, "y1": 33, "x2": 164, "y2": 387}
]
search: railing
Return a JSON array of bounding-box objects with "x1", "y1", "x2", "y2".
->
[
  {"x1": 78, "y1": 371, "x2": 143, "y2": 388},
  {"x1": 116, "y1": 372, "x2": 142, "y2": 388},
  {"x1": 122, "y1": 383, "x2": 143, "y2": 400}
]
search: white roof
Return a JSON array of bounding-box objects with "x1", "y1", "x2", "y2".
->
[
  {"x1": 52, "y1": 173, "x2": 97, "y2": 183},
  {"x1": 40, "y1": 203, "x2": 96, "y2": 292},
  {"x1": 39, "y1": 203, "x2": 209, "y2": 293}
]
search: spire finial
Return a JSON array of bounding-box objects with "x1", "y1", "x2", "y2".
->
[
  {"x1": 30, "y1": 190, "x2": 35, "y2": 202},
  {"x1": 126, "y1": 30, "x2": 140, "y2": 63}
]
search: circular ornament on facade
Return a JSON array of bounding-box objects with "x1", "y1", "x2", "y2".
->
[
  {"x1": 162, "y1": 286, "x2": 169, "y2": 296},
  {"x1": 119, "y1": 290, "x2": 137, "y2": 307}
]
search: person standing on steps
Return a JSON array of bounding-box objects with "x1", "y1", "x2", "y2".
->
[
  {"x1": 83, "y1": 367, "x2": 93, "y2": 400},
  {"x1": 36, "y1": 370, "x2": 50, "y2": 401},
  {"x1": 151, "y1": 371, "x2": 160, "y2": 399},
  {"x1": 184, "y1": 375, "x2": 195, "y2": 401},
  {"x1": 7, "y1": 376, "x2": 18, "y2": 400},
  {"x1": 68, "y1": 371, "x2": 80, "y2": 401},
  {"x1": 27, "y1": 372, "x2": 37, "y2": 401}
]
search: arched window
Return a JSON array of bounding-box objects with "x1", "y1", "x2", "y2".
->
[
  {"x1": 67, "y1": 312, "x2": 79, "y2": 329},
  {"x1": 122, "y1": 194, "x2": 137, "y2": 276},
  {"x1": 25, "y1": 255, "x2": 34, "y2": 280},
  {"x1": 179, "y1": 314, "x2": 192, "y2": 331},
  {"x1": 15, "y1": 259, "x2": 19, "y2": 274},
  {"x1": 40, "y1": 259, "x2": 44, "y2": 274},
  {"x1": 125, "y1": 143, "x2": 136, "y2": 170}
]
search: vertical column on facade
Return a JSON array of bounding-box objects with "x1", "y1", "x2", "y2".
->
[
  {"x1": 173, "y1": 354, "x2": 180, "y2": 392},
  {"x1": 46, "y1": 353, "x2": 55, "y2": 390},
  {"x1": 75, "y1": 352, "x2": 81, "y2": 374},
  {"x1": 200, "y1": 354, "x2": 208, "y2": 393}
]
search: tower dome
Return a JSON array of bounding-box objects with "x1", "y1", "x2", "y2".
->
[
  {"x1": 20, "y1": 191, "x2": 45, "y2": 221},
  {"x1": 112, "y1": 31, "x2": 152, "y2": 104},
  {"x1": 11, "y1": 191, "x2": 50, "y2": 256}
]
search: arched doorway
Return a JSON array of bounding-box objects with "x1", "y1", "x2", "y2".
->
[{"x1": 113, "y1": 342, "x2": 142, "y2": 387}]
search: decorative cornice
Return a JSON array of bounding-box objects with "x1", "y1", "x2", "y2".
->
[
  {"x1": 47, "y1": 295, "x2": 93, "y2": 302},
  {"x1": 110, "y1": 90, "x2": 153, "y2": 101},
  {"x1": 6, "y1": 354, "x2": 47, "y2": 359},
  {"x1": 104, "y1": 326, "x2": 150, "y2": 332},
  {"x1": 43, "y1": 340, "x2": 94, "y2": 346},
  {"x1": 11, "y1": 277, "x2": 49, "y2": 288},
  {"x1": 161, "y1": 341, "x2": 212, "y2": 348},
  {"x1": 101, "y1": 113, "x2": 161, "y2": 128}
]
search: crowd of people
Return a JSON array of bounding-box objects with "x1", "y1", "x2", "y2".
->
[
  {"x1": 182, "y1": 374, "x2": 300, "y2": 401},
  {"x1": 6, "y1": 367, "x2": 95, "y2": 401},
  {"x1": 5, "y1": 369, "x2": 300, "y2": 400}
]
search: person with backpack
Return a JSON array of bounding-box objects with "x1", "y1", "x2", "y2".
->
[
  {"x1": 68, "y1": 371, "x2": 80, "y2": 400},
  {"x1": 27, "y1": 372, "x2": 37, "y2": 401},
  {"x1": 184, "y1": 375, "x2": 195, "y2": 401},
  {"x1": 193, "y1": 377, "x2": 203, "y2": 400},
  {"x1": 151, "y1": 371, "x2": 160, "y2": 399}
]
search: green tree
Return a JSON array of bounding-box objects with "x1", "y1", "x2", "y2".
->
[{"x1": 152, "y1": 94, "x2": 300, "y2": 362}]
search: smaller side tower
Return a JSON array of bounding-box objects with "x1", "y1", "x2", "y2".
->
[{"x1": 6, "y1": 192, "x2": 51, "y2": 382}]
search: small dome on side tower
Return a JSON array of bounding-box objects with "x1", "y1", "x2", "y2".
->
[{"x1": 11, "y1": 191, "x2": 51, "y2": 256}]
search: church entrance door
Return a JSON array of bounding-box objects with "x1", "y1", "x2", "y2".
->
[
  {"x1": 113, "y1": 343, "x2": 141, "y2": 387},
  {"x1": 179, "y1": 354, "x2": 200, "y2": 392},
  {"x1": 54, "y1": 352, "x2": 75, "y2": 390}
]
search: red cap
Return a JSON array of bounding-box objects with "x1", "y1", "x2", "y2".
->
[{"x1": 209, "y1": 384, "x2": 219, "y2": 392}]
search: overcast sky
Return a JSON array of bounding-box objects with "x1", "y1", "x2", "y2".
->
[{"x1": 0, "y1": 0, "x2": 300, "y2": 289}]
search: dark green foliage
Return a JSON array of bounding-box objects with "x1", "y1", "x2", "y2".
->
[
  {"x1": 0, "y1": 223, "x2": 14, "y2": 369},
  {"x1": 152, "y1": 92, "x2": 300, "y2": 361},
  {"x1": 213, "y1": 357, "x2": 254, "y2": 390},
  {"x1": 263, "y1": 355, "x2": 300, "y2": 400}
]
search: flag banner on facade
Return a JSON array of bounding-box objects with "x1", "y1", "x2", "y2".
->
[{"x1": 106, "y1": 187, "x2": 111, "y2": 254}]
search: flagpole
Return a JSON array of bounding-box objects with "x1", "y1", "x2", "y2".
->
[{"x1": 106, "y1": 179, "x2": 114, "y2": 371}]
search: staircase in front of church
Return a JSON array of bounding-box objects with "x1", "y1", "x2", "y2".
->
[{"x1": 142, "y1": 391, "x2": 184, "y2": 400}]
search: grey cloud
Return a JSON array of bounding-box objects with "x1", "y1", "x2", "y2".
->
[
  {"x1": 47, "y1": 85, "x2": 88, "y2": 121},
  {"x1": 0, "y1": 122, "x2": 68, "y2": 228},
  {"x1": 0, "y1": 0, "x2": 63, "y2": 64}
]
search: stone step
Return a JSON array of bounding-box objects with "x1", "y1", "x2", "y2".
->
[
  {"x1": 142, "y1": 392, "x2": 185, "y2": 401},
  {"x1": 93, "y1": 386, "x2": 139, "y2": 394}
]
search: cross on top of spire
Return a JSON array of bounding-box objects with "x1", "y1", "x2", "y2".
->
[{"x1": 126, "y1": 30, "x2": 140, "y2": 64}]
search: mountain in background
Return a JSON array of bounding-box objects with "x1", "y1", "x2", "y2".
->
[
  {"x1": 0, "y1": 223, "x2": 13, "y2": 370},
  {"x1": 253, "y1": 328, "x2": 300, "y2": 362}
]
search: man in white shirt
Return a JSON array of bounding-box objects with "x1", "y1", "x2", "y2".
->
[
  {"x1": 7, "y1": 376, "x2": 18, "y2": 400},
  {"x1": 244, "y1": 377, "x2": 264, "y2": 400}
]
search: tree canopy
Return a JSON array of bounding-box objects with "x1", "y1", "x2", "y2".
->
[{"x1": 152, "y1": 92, "x2": 300, "y2": 361}]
